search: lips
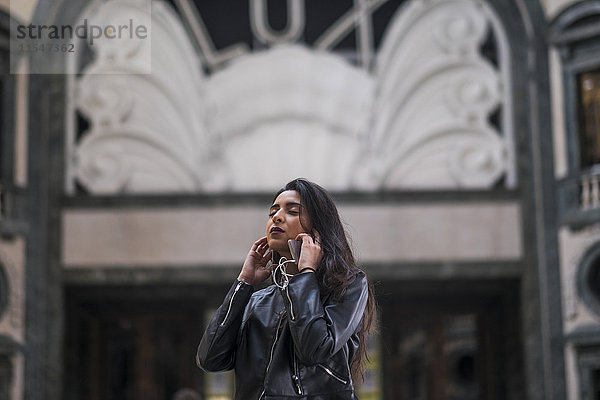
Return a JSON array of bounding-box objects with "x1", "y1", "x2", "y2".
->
[{"x1": 270, "y1": 227, "x2": 284, "y2": 234}]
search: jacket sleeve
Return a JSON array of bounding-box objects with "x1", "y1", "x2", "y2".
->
[
  {"x1": 196, "y1": 280, "x2": 254, "y2": 372},
  {"x1": 280, "y1": 271, "x2": 368, "y2": 365}
]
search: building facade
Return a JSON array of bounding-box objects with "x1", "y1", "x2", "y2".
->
[{"x1": 0, "y1": 0, "x2": 598, "y2": 399}]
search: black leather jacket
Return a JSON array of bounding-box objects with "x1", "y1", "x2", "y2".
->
[{"x1": 197, "y1": 271, "x2": 369, "y2": 400}]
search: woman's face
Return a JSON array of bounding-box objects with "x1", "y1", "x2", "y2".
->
[{"x1": 267, "y1": 190, "x2": 311, "y2": 258}]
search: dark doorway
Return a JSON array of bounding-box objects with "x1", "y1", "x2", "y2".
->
[
  {"x1": 379, "y1": 279, "x2": 523, "y2": 400},
  {"x1": 63, "y1": 284, "x2": 226, "y2": 400}
]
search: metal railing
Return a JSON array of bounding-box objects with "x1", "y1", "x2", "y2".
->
[
  {"x1": 558, "y1": 168, "x2": 600, "y2": 228},
  {"x1": 580, "y1": 168, "x2": 600, "y2": 210},
  {"x1": 581, "y1": 173, "x2": 600, "y2": 210}
]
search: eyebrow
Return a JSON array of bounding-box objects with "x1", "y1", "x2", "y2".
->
[{"x1": 269, "y1": 202, "x2": 302, "y2": 211}]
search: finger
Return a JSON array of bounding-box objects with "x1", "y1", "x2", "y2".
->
[
  {"x1": 262, "y1": 249, "x2": 273, "y2": 262},
  {"x1": 254, "y1": 236, "x2": 267, "y2": 245},
  {"x1": 258, "y1": 243, "x2": 269, "y2": 255},
  {"x1": 261, "y1": 250, "x2": 274, "y2": 269},
  {"x1": 295, "y1": 233, "x2": 311, "y2": 243},
  {"x1": 305, "y1": 234, "x2": 315, "y2": 245},
  {"x1": 252, "y1": 236, "x2": 268, "y2": 250}
]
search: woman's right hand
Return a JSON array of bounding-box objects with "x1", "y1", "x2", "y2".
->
[{"x1": 238, "y1": 236, "x2": 273, "y2": 285}]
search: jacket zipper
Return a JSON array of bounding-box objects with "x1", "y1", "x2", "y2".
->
[
  {"x1": 318, "y1": 363, "x2": 348, "y2": 385},
  {"x1": 285, "y1": 286, "x2": 295, "y2": 320},
  {"x1": 259, "y1": 313, "x2": 285, "y2": 400},
  {"x1": 220, "y1": 281, "x2": 244, "y2": 326},
  {"x1": 292, "y1": 351, "x2": 303, "y2": 395}
]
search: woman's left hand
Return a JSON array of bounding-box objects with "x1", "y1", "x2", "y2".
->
[{"x1": 295, "y1": 232, "x2": 323, "y2": 272}]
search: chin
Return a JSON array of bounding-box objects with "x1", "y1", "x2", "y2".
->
[{"x1": 267, "y1": 237, "x2": 288, "y2": 254}]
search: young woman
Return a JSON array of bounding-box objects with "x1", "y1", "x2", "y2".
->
[{"x1": 196, "y1": 178, "x2": 375, "y2": 400}]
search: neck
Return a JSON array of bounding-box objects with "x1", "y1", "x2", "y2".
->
[{"x1": 278, "y1": 252, "x2": 299, "y2": 274}]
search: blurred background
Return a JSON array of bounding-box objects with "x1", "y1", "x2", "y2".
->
[{"x1": 0, "y1": 0, "x2": 598, "y2": 399}]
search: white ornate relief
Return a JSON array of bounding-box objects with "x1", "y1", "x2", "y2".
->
[
  {"x1": 68, "y1": 0, "x2": 512, "y2": 194},
  {"x1": 355, "y1": 0, "x2": 506, "y2": 189},
  {"x1": 70, "y1": 0, "x2": 209, "y2": 193},
  {"x1": 0, "y1": 238, "x2": 25, "y2": 343},
  {"x1": 203, "y1": 45, "x2": 374, "y2": 191}
]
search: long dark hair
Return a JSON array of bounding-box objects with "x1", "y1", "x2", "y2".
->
[{"x1": 274, "y1": 178, "x2": 376, "y2": 381}]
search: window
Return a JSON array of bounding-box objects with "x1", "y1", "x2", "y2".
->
[
  {"x1": 593, "y1": 368, "x2": 600, "y2": 399},
  {"x1": 551, "y1": 1, "x2": 600, "y2": 224},
  {"x1": 0, "y1": 355, "x2": 12, "y2": 400},
  {"x1": 578, "y1": 243, "x2": 600, "y2": 316},
  {"x1": 575, "y1": 344, "x2": 600, "y2": 400},
  {"x1": 578, "y1": 69, "x2": 600, "y2": 169},
  {"x1": 588, "y1": 255, "x2": 600, "y2": 306}
]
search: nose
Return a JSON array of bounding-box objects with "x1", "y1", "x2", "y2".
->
[{"x1": 271, "y1": 209, "x2": 284, "y2": 223}]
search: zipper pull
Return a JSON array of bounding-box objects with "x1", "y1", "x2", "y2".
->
[
  {"x1": 292, "y1": 375, "x2": 303, "y2": 395},
  {"x1": 221, "y1": 281, "x2": 244, "y2": 326},
  {"x1": 285, "y1": 286, "x2": 295, "y2": 320}
]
